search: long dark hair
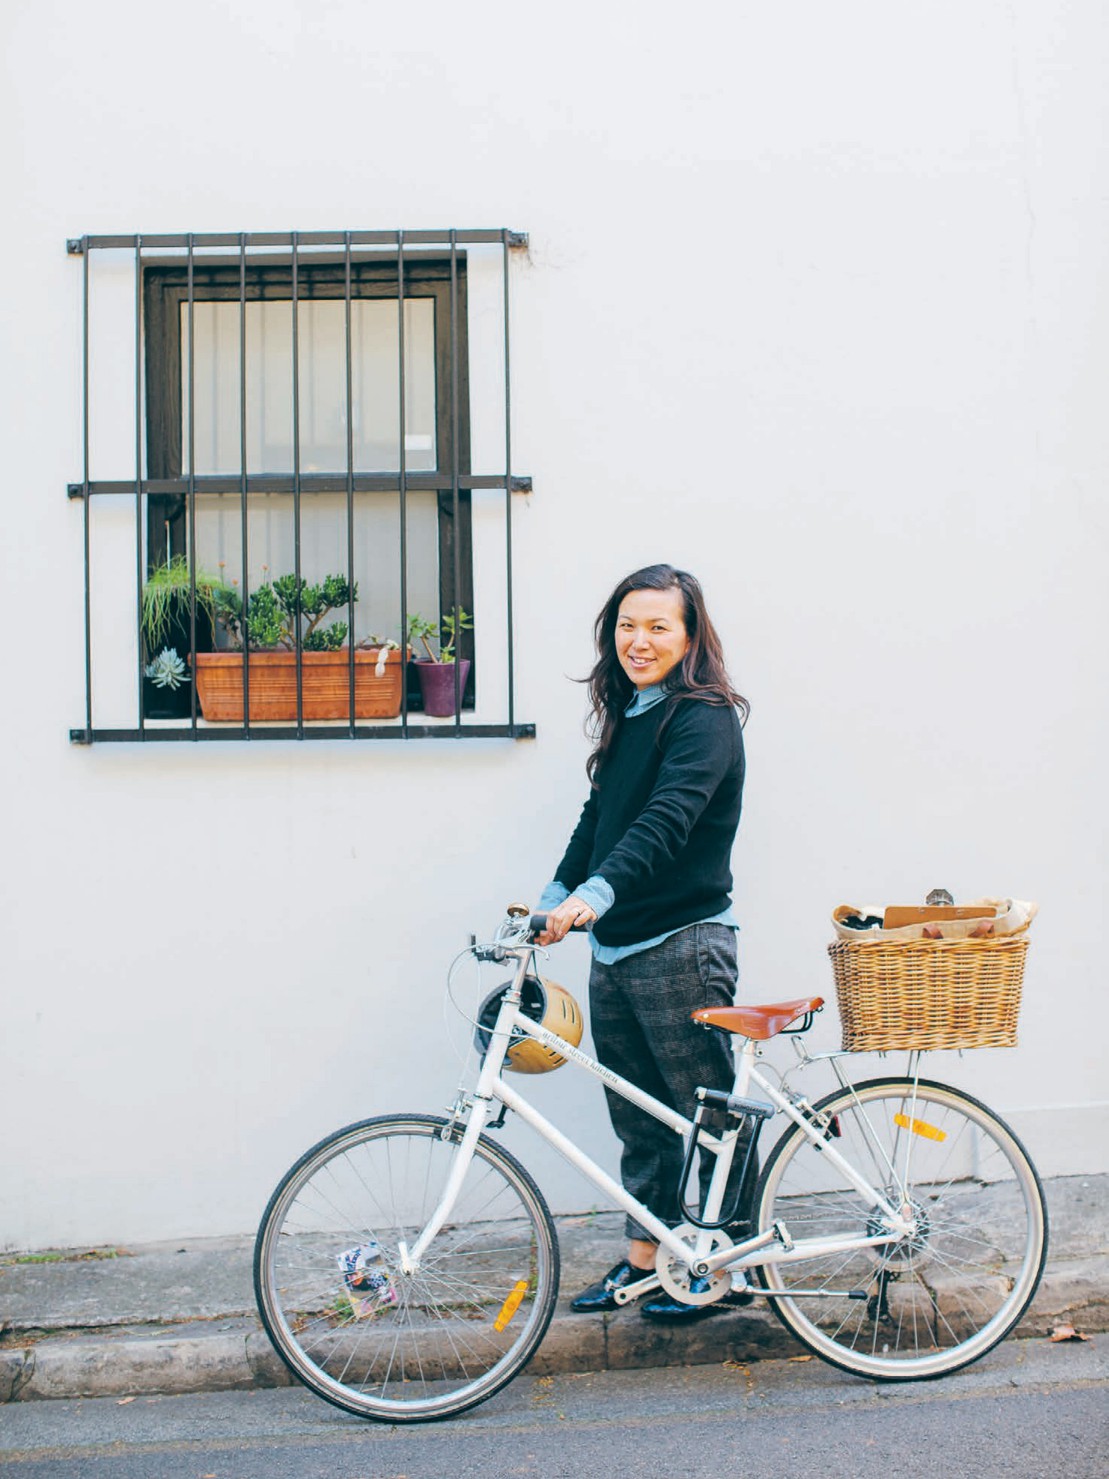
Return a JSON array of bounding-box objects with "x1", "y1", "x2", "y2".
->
[{"x1": 585, "y1": 564, "x2": 748, "y2": 784}]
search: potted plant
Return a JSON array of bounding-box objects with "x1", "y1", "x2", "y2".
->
[
  {"x1": 140, "y1": 557, "x2": 227, "y2": 719},
  {"x1": 195, "y1": 572, "x2": 402, "y2": 722},
  {"x1": 407, "y1": 609, "x2": 473, "y2": 717}
]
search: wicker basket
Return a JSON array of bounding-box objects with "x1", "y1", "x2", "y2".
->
[{"x1": 828, "y1": 933, "x2": 1029, "y2": 1052}]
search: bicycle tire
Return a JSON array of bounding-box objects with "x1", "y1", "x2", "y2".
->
[
  {"x1": 254, "y1": 1113, "x2": 560, "y2": 1422},
  {"x1": 753, "y1": 1077, "x2": 1047, "y2": 1381}
]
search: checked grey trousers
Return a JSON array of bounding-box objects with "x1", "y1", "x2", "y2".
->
[{"x1": 588, "y1": 922, "x2": 756, "y2": 1242}]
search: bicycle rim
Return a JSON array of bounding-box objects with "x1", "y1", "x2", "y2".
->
[
  {"x1": 254, "y1": 1114, "x2": 559, "y2": 1421},
  {"x1": 754, "y1": 1078, "x2": 1047, "y2": 1380}
]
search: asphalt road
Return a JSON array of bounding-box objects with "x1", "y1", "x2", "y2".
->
[{"x1": 1, "y1": 1338, "x2": 1105, "y2": 1479}]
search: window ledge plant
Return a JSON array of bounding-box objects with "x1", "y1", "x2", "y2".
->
[
  {"x1": 140, "y1": 556, "x2": 231, "y2": 719},
  {"x1": 407, "y1": 610, "x2": 473, "y2": 717},
  {"x1": 192, "y1": 572, "x2": 403, "y2": 723}
]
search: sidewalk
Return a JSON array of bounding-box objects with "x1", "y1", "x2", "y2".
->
[{"x1": 2, "y1": 1175, "x2": 1105, "y2": 1403}]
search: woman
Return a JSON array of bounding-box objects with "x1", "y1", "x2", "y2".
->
[{"x1": 537, "y1": 563, "x2": 751, "y2": 1322}]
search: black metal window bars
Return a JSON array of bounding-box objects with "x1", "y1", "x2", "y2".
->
[{"x1": 68, "y1": 229, "x2": 534, "y2": 743}]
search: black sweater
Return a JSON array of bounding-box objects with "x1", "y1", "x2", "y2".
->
[{"x1": 554, "y1": 697, "x2": 744, "y2": 947}]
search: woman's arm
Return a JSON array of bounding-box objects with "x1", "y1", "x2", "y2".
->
[
  {"x1": 536, "y1": 790, "x2": 604, "y2": 944},
  {"x1": 551, "y1": 787, "x2": 600, "y2": 893}
]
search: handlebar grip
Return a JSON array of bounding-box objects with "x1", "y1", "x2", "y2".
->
[{"x1": 529, "y1": 912, "x2": 589, "y2": 939}]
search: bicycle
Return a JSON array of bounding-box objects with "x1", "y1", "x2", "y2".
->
[{"x1": 253, "y1": 904, "x2": 1048, "y2": 1423}]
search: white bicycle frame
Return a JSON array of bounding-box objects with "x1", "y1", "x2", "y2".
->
[{"x1": 398, "y1": 940, "x2": 917, "y2": 1290}]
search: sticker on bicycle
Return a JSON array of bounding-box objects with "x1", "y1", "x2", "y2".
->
[
  {"x1": 337, "y1": 1242, "x2": 398, "y2": 1318},
  {"x1": 893, "y1": 1112, "x2": 947, "y2": 1142},
  {"x1": 494, "y1": 1279, "x2": 530, "y2": 1332}
]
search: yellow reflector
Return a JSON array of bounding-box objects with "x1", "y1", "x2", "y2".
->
[
  {"x1": 494, "y1": 1280, "x2": 529, "y2": 1332},
  {"x1": 894, "y1": 1112, "x2": 946, "y2": 1142}
]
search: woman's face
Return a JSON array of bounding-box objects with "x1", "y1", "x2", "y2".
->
[{"x1": 615, "y1": 586, "x2": 690, "y2": 689}]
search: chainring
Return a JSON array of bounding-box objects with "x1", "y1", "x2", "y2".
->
[{"x1": 655, "y1": 1224, "x2": 735, "y2": 1306}]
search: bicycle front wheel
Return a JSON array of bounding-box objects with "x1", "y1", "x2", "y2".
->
[
  {"x1": 254, "y1": 1113, "x2": 560, "y2": 1422},
  {"x1": 754, "y1": 1078, "x2": 1047, "y2": 1381}
]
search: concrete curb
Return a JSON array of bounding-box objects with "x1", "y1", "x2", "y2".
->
[
  {"x1": 3, "y1": 1176, "x2": 1104, "y2": 1403},
  {"x1": 2, "y1": 1258, "x2": 1104, "y2": 1404}
]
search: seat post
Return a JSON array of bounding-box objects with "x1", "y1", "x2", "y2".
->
[{"x1": 732, "y1": 1036, "x2": 756, "y2": 1097}]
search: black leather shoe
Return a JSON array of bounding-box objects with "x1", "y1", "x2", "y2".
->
[
  {"x1": 641, "y1": 1277, "x2": 755, "y2": 1321},
  {"x1": 569, "y1": 1259, "x2": 653, "y2": 1313}
]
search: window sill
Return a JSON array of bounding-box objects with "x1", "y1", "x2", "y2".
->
[{"x1": 69, "y1": 721, "x2": 536, "y2": 744}]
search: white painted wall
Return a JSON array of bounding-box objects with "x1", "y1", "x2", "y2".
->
[{"x1": 1, "y1": 0, "x2": 1106, "y2": 1248}]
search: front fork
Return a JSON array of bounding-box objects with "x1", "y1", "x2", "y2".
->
[{"x1": 397, "y1": 1096, "x2": 494, "y2": 1273}]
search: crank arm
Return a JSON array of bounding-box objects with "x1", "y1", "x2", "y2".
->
[{"x1": 611, "y1": 1272, "x2": 662, "y2": 1306}]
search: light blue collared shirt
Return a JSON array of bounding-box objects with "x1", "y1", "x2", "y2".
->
[{"x1": 538, "y1": 681, "x2": 739, "y2": 963}]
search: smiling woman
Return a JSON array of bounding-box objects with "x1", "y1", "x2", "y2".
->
[
  {"x1": 615, "y1": 587, "x2": 691, "y2": 689},
  {"x1": 535, "y1": 564, "x2": 752, "y2": 1322}
]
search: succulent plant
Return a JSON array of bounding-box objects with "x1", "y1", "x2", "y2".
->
[
  {"x1": 214, "y1": 572, "x2": 359, "y2": 652},
  {"x1": 143, "y1": 647, "x2": 190, "y2": 690},
  {"x1": 406, "y1": 609, "x2": 473, "y2": 664}
]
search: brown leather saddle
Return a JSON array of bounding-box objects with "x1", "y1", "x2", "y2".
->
[{"x1": 691, "y1": 997, "x2": 824, "y2": 1041}]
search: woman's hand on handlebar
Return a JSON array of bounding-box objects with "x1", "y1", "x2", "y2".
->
[{"x1": 536, "y1": 895, "x2": 597, "y2": 946}]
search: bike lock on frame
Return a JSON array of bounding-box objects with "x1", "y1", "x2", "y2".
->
[{"x1": 676, "y1": 1088, "x2": 775, "y2": 1231}]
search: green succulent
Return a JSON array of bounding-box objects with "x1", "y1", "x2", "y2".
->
[
  {"x1": 213, "y1": 571, "x2": 360, "y2": 651},
  {"x1": 244, "y1": 584, "x2": 287, "y2": 649},
  {"x1": 407, "y1": 608, "x2": 473, "y2": 663},
  {"x1": 303, "y1": 623, "x2": 349, "y2": 651},
  {"x1": 143, "y1": 647, "x2": 190, "y2": 690}
]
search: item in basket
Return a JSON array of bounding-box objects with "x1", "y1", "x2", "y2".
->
[
  {"x1": 882, "y1": 904, "x2": 997, "y2": 930},
  {"x1": 838, "y1": 911, "x2": 884, "y2": 931},
  {"x1": 832, "y1": 898, "x2": 1036, "y2": 944}
]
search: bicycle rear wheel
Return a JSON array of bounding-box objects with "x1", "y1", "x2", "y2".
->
[
  {"x1": 753, "y1": 1078, "x2": 1047, "y2": 1381},
  {"x1": 254, "y1": 1113, "x2": 559, "y2": 1422}
]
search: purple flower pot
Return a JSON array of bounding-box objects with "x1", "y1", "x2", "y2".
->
[{"x1": 415, "y1": 658, "x2": 471, "y2": 717}]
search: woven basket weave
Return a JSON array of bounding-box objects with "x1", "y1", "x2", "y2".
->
[{"x1": 828, "y1": 933, "x2": 1029, "y2": 1052}]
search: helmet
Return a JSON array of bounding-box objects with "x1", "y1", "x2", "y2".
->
[{"x1": 474, "y1": 975, "x2": 584, "y2": 1074}]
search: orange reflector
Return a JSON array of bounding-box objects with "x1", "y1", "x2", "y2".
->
[
  {"x1": 494, "y1": 1280, "x2": 529, "y2": 1332},
  {"x1": 894, "y1": 1112, "x2": 946, "y2": 1142}
]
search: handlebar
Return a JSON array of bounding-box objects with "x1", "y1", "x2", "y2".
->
[
  {"x1": 471, "y1": 909, "x2": 585, "y2": 963},
  {"x1": 528, "y1": 912, "x2": 589, "y2": 939}
]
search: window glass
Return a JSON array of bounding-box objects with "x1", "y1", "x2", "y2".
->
[{"x1": 181, "y1": 298, "x2": 437, "y2": 475}]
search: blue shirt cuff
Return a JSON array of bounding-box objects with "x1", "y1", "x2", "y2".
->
[
  {"x1": 574, "y1": 876, "x2": 614, "y2": 919},
  {"x1": 537, "y1": 881, "x2": 570, "y2": 910}
]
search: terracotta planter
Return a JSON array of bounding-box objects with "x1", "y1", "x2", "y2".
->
[
  {"x1": 414, "y1": 659, "x2": 471, "y2": 717},
  {"x1": 195, "y1": 648, "x2": 402, "y2": 722}
]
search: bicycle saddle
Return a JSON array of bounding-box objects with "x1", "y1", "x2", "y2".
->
[{"x1": 691, "y1": 997, "x2": 824, "y2": 1040}]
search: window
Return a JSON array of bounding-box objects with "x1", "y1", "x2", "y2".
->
[{"x1": 69, "y1": 230, "x2": 532, "y2": 742}]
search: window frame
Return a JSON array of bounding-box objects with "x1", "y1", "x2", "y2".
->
[
  {"x1": 141, "y1": 253, "x2": 473, "y2": 695},
  {"x1": 67, "y1": 228, "x2": 532, "y2": 744}
]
